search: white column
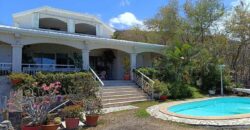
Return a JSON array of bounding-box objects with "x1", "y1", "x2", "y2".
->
[
  {"x1": 67, "y1": 19, "x2": 75, "y2": 33},
  {"x1": 96, "y1": 24, "x2": 102, "y2": 36},
  {"x1": 32, "y1": 12, "x2": 39, "y2": 29},
  {"x1": 12, "y1": 45, "x2": 23, "y2": 72},
  {"x1": 82, "y1": 49, "x2": 89, "y2": 70},
  {"x1": 130, "y1": 53, "x2": 137, "y2": 80}
]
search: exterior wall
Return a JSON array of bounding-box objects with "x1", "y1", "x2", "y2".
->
[
  {"x1": 137, "y1": 52, "x2": 161, "y2": 68},
  {"x1": 13, "y1": 14, "x2": 33, "y2": 28},
  {"x1": 0, "y1": 42, "x2": 12, "y2": 63},
  {"x1": 13, "y1": 9, "x2": 114, "y2": 38}
]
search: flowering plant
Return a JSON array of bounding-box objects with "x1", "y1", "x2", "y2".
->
[{"x1": 8, "y1": 81, "x2": 62, "y2": 126}]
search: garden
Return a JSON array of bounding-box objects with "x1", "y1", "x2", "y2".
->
[{"x1": 1, "y1": 72, "x2": 102, "y2": 130}]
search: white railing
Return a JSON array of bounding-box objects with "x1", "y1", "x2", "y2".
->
[
  {"x1": 133, "y1": 69, "x2": 155, "y2": 99},
  {"x1": 22, "y1": 64, "x2": 81, "y2": 75},
  {"x1": 0, "y1": 63, "x2": 12, "y2": 75},
  {"x1": 90, "y1": 67, "x2": 104, "y2": 97}
]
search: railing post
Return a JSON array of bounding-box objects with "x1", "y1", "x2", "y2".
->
[
  {"x1": 141, "y1": 75, "x2": 144, "y2": 89},
  {"x1": 151, "y1": 82, "x2": 154, "y2": 99}
]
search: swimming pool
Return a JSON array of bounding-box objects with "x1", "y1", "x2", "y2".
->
[{"x1": 168, "y1": 97, "x2": 250, "y2": 117}]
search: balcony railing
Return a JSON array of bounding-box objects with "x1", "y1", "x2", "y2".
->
[
  {"x1": 22, "y1": 64, "x2": 81, "y2": 75},
  {"x1": 0, "y1": 63, "x2": 12, "y2": 75}
]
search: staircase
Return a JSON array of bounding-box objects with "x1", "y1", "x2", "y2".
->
[{"x1": 102, "y1": 80, "x2": 150, "y2": 108}]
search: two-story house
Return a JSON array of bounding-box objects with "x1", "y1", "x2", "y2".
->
[{"x1": 0, "y1": 6, "x2": 164, "y2": 80}]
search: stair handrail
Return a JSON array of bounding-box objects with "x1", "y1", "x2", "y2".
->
[
  {"x1": 133, "y1": 69, "x2": 155, "y2": 99},
  {"x1": 90, "y1": 67, "x2": 104, "y2": 97}
]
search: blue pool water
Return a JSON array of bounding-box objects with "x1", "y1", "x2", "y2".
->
[{"x1": 168, "y1": 97, "x2": 250, "y2": 117}]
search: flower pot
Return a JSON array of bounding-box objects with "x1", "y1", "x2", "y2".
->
[
  {"x1": 65, "y1": 118, "x2": 80, "y2": 129},
  {"x1": 85, "y1": 115, "x2": 99, "y2": 127},
  {"x1": 208, "y1": 90, "x2": 216, "y2": 95},
  {"x1": 21, "y1": 125, "x2": 41, "y2": 130},
  {"x1": 123, "y1": 74, "x2": 130, "y2": 80},
  {"x1": 153, "y1": 93, "x2": 160, "y2": 100},
  {"x1": 11, "y1": 79, "x2": 22, "y2": 86},
  {"x1": 160, "y1": 95, "x2": 168, "y2": 101},
  {"x1": 41, "y1": 124, "x2": 60, "y2": 130}
]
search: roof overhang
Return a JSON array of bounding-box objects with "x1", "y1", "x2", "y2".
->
[{"x1": 0, "y1": 25, "x2": 165, "y2": 51}]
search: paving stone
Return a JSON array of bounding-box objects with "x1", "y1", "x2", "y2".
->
[{"x1": 147, "y1": 101, "x2": 250, "y2": 126}]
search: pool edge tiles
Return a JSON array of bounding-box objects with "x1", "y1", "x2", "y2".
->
[{"x1": 159, "y1": 97, "x2": 250, "y2": 120}]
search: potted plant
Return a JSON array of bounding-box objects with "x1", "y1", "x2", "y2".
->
[
  {"x1": 62, "y1": 105, "x2": 82, "y2": 129},
  {"x1": 41, "y1": 117, "x2": 61, "y2": 130},
  {"x1": 8, "y1": 73, "x2": 35, "y2": 90},
  {"x1": 122, "y1": 56, "x2": 130, "y2": 80},
  {"x1": 159, "y1": 83, "x2": 170, "y2": 101},
  {"x1": 83, "y1": 97, "x2": 102, "y2": 127},
  {"x1": 208, "y1": 86, "x2": 216, "y2": 95}
]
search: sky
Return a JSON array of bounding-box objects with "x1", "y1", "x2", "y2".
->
[{"x1": 0, "y1": 0, "x2": 244, "y2": 30}]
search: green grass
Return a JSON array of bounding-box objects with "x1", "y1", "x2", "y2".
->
[{"x1": 131, "y1": 101, "x2": 160, "y2": 118}]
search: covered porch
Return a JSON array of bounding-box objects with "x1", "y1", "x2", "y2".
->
[{"x1": 0, "y1": 25, "x2": 165, "y2": 80}]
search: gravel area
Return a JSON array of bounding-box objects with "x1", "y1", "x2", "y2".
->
[
  {"x1": 82, "y1": 107, "x2": 206, "y2": 130},
  {"x1": 102, "y1": 105, "x2": 138, "y2": 114}
]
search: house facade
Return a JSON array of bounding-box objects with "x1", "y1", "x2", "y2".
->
[{"x1": 0, "y1": 6, "x2": 165, "y2": 80}]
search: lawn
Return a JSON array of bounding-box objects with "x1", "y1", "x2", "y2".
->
[{"x1": 81, "y1": 101, "x2": 207, "y2": 130}]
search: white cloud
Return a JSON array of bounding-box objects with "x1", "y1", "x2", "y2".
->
[
  {"x1": 120, "y1": 0, "x2": 130, "y2": 7},
  {"x1": 109, "y1": 12, "x2": 144, "y2": 29}
]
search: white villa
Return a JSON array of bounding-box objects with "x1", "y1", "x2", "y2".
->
[{"x1": 0, "y1": 6, "x2": 165, "y2": 80}]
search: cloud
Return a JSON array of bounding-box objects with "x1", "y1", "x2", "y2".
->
[
  {"x1": 120, "y1": 0, "x2": 130, "y2": 7},
  {"x1": 109, "y1": 12, "x2": 144, "y2": 29}
]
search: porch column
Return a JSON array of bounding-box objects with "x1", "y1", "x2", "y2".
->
[
  {"x1": 12, "y1": 45, "x2": 23, "y2": 72},
  {"x1": 82, "y1": 49, "x2": 90, "y2": 70},
  {"x1": 67, "y1": 19, "x2": 75, "y2": 33},
  {"x1": 32, "y1": 12, "x2": 39, "y2": 29},
  {"x1": 130, "y1": 53, "x2": 137, "y2": 80}
]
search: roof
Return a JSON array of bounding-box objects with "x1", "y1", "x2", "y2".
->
[
  {"x1": 0, "y1": 25, "x2": 165, "y2": 50},
  {"x1": 12, "y1": 6, "x2": 115, "y2": 33}
]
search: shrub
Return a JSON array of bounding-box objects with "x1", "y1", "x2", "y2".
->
[
  {"x1": 137, "y1": 67, "x2": 159, "y2": 79},
  {"x1": 169, "y1": 83, "x2": 201, "y2": 99},
  {"x1": 34, "y1": 72, "x2": 97, "y2": 96},
  {"x1": 153, "y1": 80, "x2": 170, "y2": 96},
  {"x1": 9, "y1": 72, "x2": 99, "y2": 98},
  {"x1": 62, "y1": 105, "x2": 82, "y2": 118},
  {"x1": 8, "y1": 73, "x2": 35, "y2": 90}
]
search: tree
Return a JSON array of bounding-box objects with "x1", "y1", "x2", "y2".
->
[
  {"x1": 225, "y1": 1, "x2": 250, "y2": 82},
  {"x1": 146, "y1": 0, "x2": 180, "y2": 45},
  {"x1": 184, "y1": 0, "x2": 224, "y2": 44}
]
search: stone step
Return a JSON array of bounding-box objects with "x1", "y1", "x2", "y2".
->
[
  {"x1": 102, "y1": 96, "x2": 148, "y2": 104},
  {"x1": 103, "y1": 80, "x2": 135, "y2": 86},
  {"x1": 102, "y1": 89, "x2": 143, "y2": 95},
  {"x1": 102, "y1": 87, "x2": 140, "y2": 92},
  {"x1": 102, "y1": 93, "x2": 147, "y2": 99},
  {"x1": 103, "y1": 99, "x2": 149, "y2": 108},
  {"x1": 103, "y1": 85, "x2": 138, "y2": 89}
]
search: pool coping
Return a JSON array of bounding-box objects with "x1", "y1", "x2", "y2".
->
[
  {"x1": 147, "y1": 96, "x2": 250, "y2": 126},
  {"x1": 159, "y1": 97, "x2": 250, "y2": 120}
]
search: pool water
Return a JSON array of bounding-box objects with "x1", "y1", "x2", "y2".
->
[{"x1": 168, "y1": 97, "x2": 250, "y2": 117}]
